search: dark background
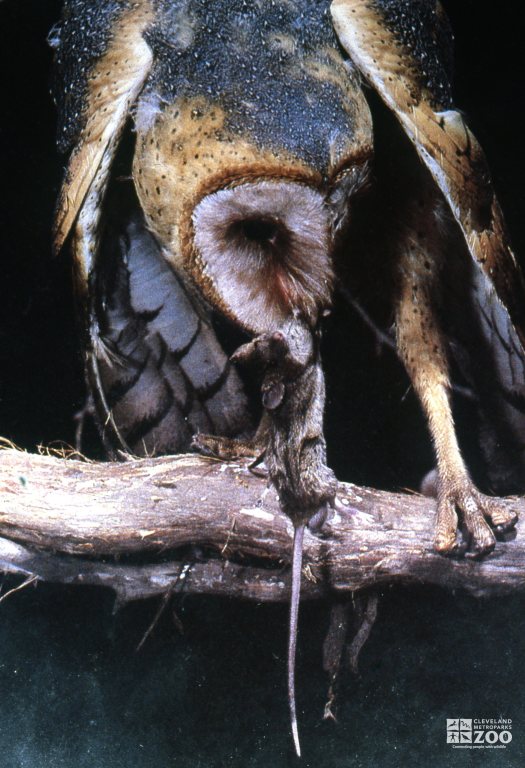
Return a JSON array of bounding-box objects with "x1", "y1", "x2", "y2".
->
[{"x1": 0, "y1": 2, "x2": 524, "y2": 767}]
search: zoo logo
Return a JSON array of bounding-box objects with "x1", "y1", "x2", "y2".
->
[{"x1": 446, "y1": 719, "x2": 512, "y2": 748}]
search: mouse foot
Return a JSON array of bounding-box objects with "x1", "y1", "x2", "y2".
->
[{"x1": 191, "y1": 433, "x2": 261, "y2": 461}]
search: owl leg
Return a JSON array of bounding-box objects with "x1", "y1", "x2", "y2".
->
[{"x1": 395, "y1": 199, "x2": 518, "y2": 557}]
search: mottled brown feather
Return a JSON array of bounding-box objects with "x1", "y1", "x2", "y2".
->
[
  {"x1": 331, "y1": 0, "x2": 525, "y2": 346},
  {"x1": 54, "y1": 1, "x2": 154, "y2": 254}
]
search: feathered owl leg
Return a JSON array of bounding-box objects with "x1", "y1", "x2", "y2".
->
[{"x1": 395, "y1": 193, "x2": 518, "y2": 557}]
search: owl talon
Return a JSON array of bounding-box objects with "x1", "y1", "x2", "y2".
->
[
  {"x1": 434, "y1": 481, "x2": 518, "y2": 558},
  {"x1": 433, "y1": 497, "x2": 459, "y2": 555},
  {"x1": 434, "y1": 536, "x2": 462, "y2": 557}
]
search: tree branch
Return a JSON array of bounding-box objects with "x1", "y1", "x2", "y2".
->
[{"x1": 0, "y1": 446, "x2": 524, "y2": 605}]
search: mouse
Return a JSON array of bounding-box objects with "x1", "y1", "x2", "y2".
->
[{"x1": 231, "y1": 314, "x2": 337, "y2": 757}]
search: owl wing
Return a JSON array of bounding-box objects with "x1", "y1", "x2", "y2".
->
[
  {"x1": 53, "y1": 1, "x2": 155, "y2": 256},
  {"x1": 88, "y1": 194, "x2": 250, "y2": 457},
  {"x1": 330, "y1": 0, "x2": 525, "y2": 489},
  {"x1": 331, "y1": 0, "x2": 525, "y2": 347},
  {"x1": 52, "y1": 0, "x2": 251, "y2": 456}
]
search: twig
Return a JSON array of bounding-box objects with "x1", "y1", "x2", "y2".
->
[
  {"x1": 0, "y1": 574, "x2": 38, "y2": 604},
  {"x1": 136, "y1": 562, "x2": 191, "y2": 651},
  {"x1": 0, "y1": 447, "x2": 524, "y2": 602}
]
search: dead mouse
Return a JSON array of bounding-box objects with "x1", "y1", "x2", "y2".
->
[{"x1": 232, "y1": 314, "x2": 337, "y2": 756}]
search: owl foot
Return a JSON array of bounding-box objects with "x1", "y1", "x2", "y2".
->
[{"x1": 434, "y1": 480, "x2": 519, "y2": 559}]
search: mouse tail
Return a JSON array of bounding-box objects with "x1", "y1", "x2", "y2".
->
[{"x1": 289, "y1": 522, "x2": 305, "y2": 758}]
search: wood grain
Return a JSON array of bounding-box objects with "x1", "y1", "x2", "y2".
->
[{"x1": 1, "y1": 447, "x2": 524, "y2": 604}]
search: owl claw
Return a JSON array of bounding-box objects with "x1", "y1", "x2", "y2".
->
[{"x1": 434, "y1": 481, "x2": 518, "y2": 558}]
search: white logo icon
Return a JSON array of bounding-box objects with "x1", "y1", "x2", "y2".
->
[{"x1": 447, "y1": 719, "x2": 471, "y2": 744}]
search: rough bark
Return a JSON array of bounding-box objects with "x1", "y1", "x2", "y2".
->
[{"x1": 0, "y1": 445, "x2": 524, "y2": 605}]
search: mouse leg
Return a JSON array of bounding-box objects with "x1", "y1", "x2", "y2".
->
[
  {"x1": 191, "y1": 433, "x2": 261, "y2": 460},
  {"x1": 395, "y1": 194, "x2": 518, "y2": 557}
]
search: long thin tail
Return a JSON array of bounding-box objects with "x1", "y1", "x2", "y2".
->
[{"x1": 289, "y1": 523, "x2": 305, "y2": 758}]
